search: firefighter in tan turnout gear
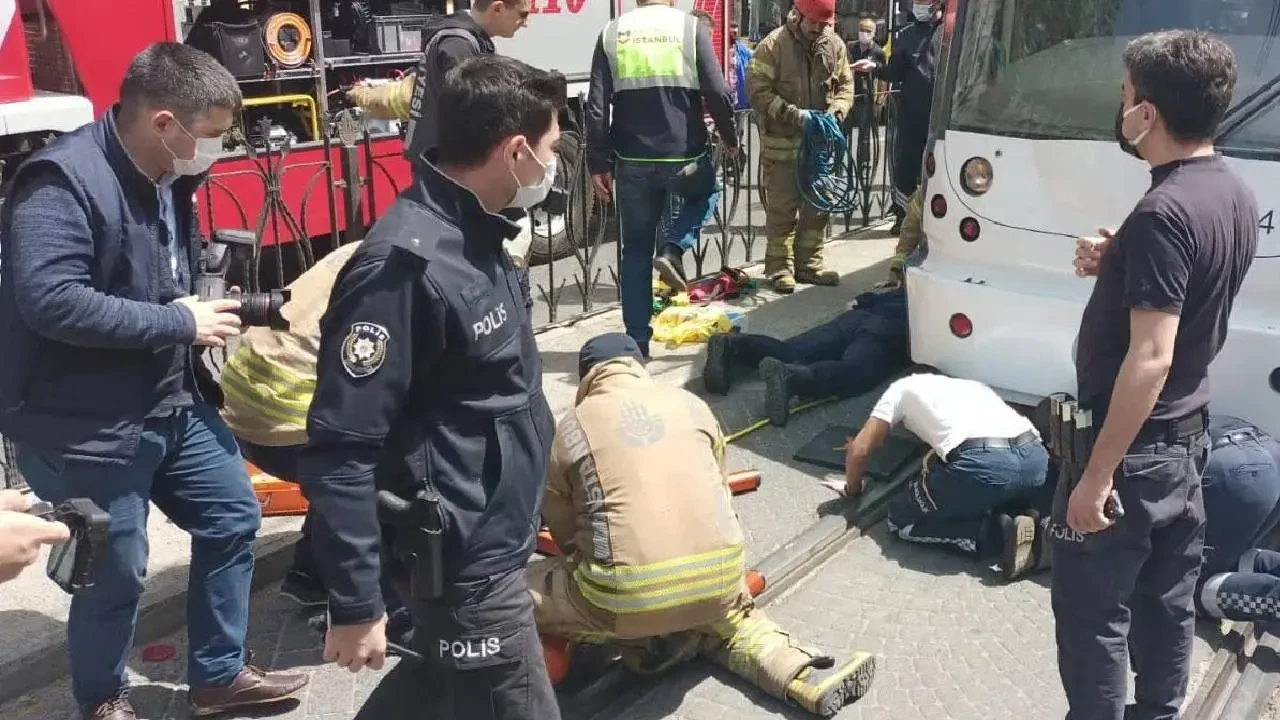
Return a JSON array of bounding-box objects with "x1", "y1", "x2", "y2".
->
[
  {"x1": 528, "y1": 333, "x2": 876, "y2": 717},
  {"x1": 746, "y1": 0, "x2": 853, "y2": 294}
]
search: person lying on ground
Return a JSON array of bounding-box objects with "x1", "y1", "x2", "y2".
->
[{"x1": 702, "y1": 287, "x2": 908, "y2": 425}]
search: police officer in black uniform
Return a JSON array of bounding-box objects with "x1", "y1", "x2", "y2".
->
[
  {"x1": 851, "y1": 1, "x2": 942, "y2": 233},
  {"x1": 1056, "y1": 32, "x2": 1254, "y2": 720},
  {"x1": 298, "y1": 55, "x2": 564, "y2": 719}
]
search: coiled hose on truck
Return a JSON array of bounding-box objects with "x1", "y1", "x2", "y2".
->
[{"x1": 795, "y1": 111, "x2": 858, "y2": 214}]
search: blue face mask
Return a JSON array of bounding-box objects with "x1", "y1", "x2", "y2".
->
[{"x1": 912, "y1": 3, "x2": 933, "y2": 21}]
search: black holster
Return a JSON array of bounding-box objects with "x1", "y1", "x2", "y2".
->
[
  {"x1": 1047, "y1": 393, "x2": 1124, "y2": 521},
  {"x1": 379, "y1": 489, "x2": 446, "y2": 601}
]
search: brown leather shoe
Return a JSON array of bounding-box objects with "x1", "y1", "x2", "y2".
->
[
  {"x1": 187, "y1": 664, "x2": 309, "y2": 717},
  {"x1": 83, "y1": 697, "x2": 136, "y2": 720}
]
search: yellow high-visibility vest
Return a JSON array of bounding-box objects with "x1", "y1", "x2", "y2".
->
[{"x1": 603, "y1": 5, "x2": 700, "y2": 93}]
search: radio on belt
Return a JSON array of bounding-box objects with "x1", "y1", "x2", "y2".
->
[{"x1": 1048, "y1": 395, "x2": 1124, "y2": 522}]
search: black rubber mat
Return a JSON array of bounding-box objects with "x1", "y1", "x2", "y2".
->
[{"x1": 793, "y1": 424, "x2": 926, "y2": 480}]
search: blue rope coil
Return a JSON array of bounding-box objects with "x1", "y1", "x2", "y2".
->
[{"x1": 796, "y1": 112, "x2": 858, "y2": 214}]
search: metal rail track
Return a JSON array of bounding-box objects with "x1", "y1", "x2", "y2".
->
[{"x1": 1184, "y1": 615, "x2": 1280, "y2": 720}]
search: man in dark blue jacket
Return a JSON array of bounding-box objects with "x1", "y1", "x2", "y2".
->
[
  {"x1": 299, "y1": 55, "x2": 562, "y2": 719},
  {"x1": 0, "y1": 43, "x2": 308, "y2": 720}
]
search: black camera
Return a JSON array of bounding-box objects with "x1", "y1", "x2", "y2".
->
[
  {"x1": 28, "y1": 498, "x2": 110, "y2": 594},
  {"x1": 196, "y1": 229, "x2": 291, "y2": 331}
]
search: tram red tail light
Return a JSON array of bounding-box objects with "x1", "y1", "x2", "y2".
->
[
  {"x1": 925, "y1": 152, "x2": 936, "y2": 177},
  {"x1": 949, "y1": 313, "x2": 973, "y2": 339},
  {"x1": 930, "y1": 194, "x2": 948, "y2": 218},
  {"x1": 959, "y1": 217, "x2": 981, "y2": 242}
]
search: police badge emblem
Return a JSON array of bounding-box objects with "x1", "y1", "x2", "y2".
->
[{"x1": 341, "y1": 322, "x2": 390, "y2": 378}]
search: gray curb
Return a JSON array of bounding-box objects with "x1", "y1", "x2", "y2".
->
[{"x1": 0, "y1": 530, "x2": 301, "y2": 705}]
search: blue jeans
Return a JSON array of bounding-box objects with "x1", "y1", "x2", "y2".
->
[
  {"x1": 614, "y1": 154, "x2": 717, "y2": 347},
  {"x1": 16, "y1": 404, "x2": 260, "y2": 706},
  {"x1": 887, "y1": 441, "x2": 1050, "y2": 555},
  {"x1": 663, "y1": 186, "x2": 722, "y2": 254},
  {"x1": 1200, "y1": 417, "x2": 1280, "y2": 577}
]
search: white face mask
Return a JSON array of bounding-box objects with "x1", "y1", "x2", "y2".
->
[
  {"x1": 162, "y1": 119, "x2": 223, "y2": 177},
  {"x1": 912, "y1": 3, "x2": 933, "y2": 21},
  {"x1": 508, "y1": 146, "x2": 557, "y2": 209},
  {"x1": 858, "y1": 31, "x2": 873, "y2": 44},
  {"x1": 1122, "y1": 103, "x2": 1151, "y2": 149}
]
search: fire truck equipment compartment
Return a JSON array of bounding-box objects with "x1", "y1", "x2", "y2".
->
[
  {"x1": 186, "y1": 20, "x2": 268, "y2": 78},
  {"x1": 370, "y1": 14, "x2": 430, "y2": 54}
]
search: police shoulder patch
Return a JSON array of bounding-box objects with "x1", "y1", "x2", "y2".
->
[{"x1": 341, "y1": 322, "x2": 390, "y2": 379}]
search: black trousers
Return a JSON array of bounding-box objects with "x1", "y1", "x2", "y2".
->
[
  {"x1": 1050, "y1": 432, "x2": 1210, "y2": 720},
  {"x1": 238, "y1": 440, "x2": 406, "y2": 615},
  {"x1": 891, "y1": 122, "x2": 928, "y2": 220},
  {"x1": 399, "y1": 566, "x2": 560, "y2": 720}
]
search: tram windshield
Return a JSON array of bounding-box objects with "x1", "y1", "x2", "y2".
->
[{"x1": 947, "y1": 0, "x2": 1280, "y2": 154}]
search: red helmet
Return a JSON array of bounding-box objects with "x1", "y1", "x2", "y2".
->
[{"x1": 794, "y1": 0, "x2": 835, "y2": 25}]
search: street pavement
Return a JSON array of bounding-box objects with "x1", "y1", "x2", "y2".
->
[
  {"x1": 608, "y1": 526, "x2": 1225, "y2": 720},
  {"x1": 1, "y1": 528, "x2": 1239, "y2": 720}
]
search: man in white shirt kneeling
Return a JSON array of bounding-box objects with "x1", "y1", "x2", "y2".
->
[{"x1": 824, "y1": 373, "x2": 1052, "y2": 581}]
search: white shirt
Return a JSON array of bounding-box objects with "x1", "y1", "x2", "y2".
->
[{"x1": 870, "y1": 374, "x2": 1037, "y2": 458}]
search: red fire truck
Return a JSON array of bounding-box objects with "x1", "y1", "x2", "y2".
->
[{"x1": 0, "y1": 0, "x2": 733, "y2": 281}]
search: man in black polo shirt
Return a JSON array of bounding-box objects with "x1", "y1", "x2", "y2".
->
[{"x1": 1055, "y1": 31, "x2": 1257, "y2": 720}]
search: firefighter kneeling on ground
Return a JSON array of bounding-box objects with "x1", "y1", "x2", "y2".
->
[{"x1": 530, "y1": 333, "x2": 876, "y2": 717}]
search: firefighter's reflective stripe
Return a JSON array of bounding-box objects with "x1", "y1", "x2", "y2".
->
[
  {"x1": 573, "y1": 543, "x2": 745, "y2": 614},
  {"x1": 761, "y1": 133, "x2": 802, "y2": 152},
  {"x1": 385, "y1": 75, "x2": 413, "y2": 119},
  {"x1": 603, "y1": 6, "x2": 699, "y2": 92},
  {"x1": 221, "y1": 346, "x2": 315, "y2": 429},
  {"x1": 748, "y1": 57, "x2": 776, "y2": 81}
]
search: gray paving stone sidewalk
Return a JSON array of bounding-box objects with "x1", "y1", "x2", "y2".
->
[
  {"x1": 608, "y1": 525, "x2": 1225, "y2": 720},
  {"x1": 5, "y1": 525, "x2": 1237, "y2": 720},
  {"x1": 0, "y1": 588, "x2": 387, "y2": 720}
]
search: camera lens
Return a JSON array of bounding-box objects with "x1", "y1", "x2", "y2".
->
[{"x1": 239, "y1": 290, "x2": 290, "y2": 330}]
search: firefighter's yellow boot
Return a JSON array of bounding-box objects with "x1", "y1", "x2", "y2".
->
[
  {"x1": 794, "y1": 230, "x2": 839, "y2": 286},
  {"x1": 705, "y1": 605, "x2": 875, "y2": 717},
  {"x1": 784, "y1": 652, "x2": 877, "y2": 717},
  {"x1": 764, "y1": 233, "x2": 795, "y2": 294}
]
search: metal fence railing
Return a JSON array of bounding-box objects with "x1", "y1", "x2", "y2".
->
[{"x1": 524, "y1": 90, "x2": 901, "y2": 330}]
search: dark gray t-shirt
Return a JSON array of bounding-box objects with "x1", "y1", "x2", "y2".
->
[{"x1": 1075, "y1": 155, "x2": 1258, "y2": 421}]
